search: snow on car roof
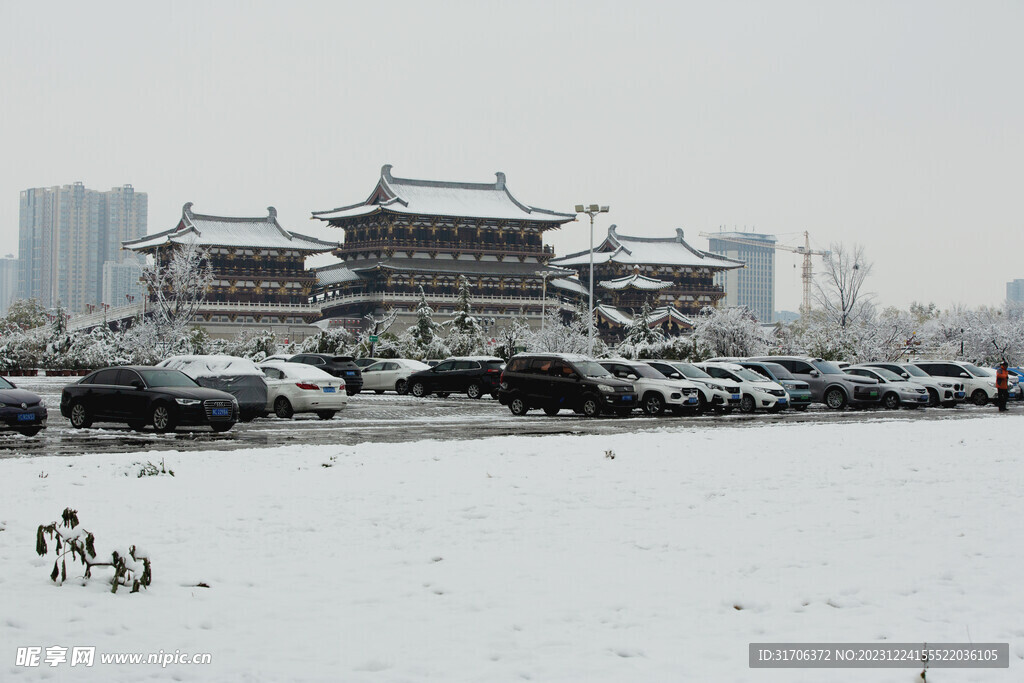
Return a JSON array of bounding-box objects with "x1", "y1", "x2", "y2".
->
[
  {"x1": 258, "y1": 362, "x2": 337, "y2": 381},
  {"x1": 158, "y1": 355, "x2": 264, "y2": 377}
]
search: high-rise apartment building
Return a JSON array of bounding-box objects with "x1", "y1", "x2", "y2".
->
[
  {"x1": 1008, "y1": 279, "x2": 1024, "y2": 304},
  {"x1": 707, "y1": 231, "x2": 776, "y2": 323},
  {"x1": 0, "y1": 254, "x2": 18, "y2": 317},
  {"x1": 18, "y1": 183, "x2": 146, "y2": 312}
]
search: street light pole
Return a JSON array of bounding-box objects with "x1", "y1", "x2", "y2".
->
[
  {"x1": 574, "y1": 204, "x2": 609, "y2": 355},
  {"x1": 535, "y1": 269, "x2": 560, "y2": 332}
]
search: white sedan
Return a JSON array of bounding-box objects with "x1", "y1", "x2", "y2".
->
[
  {"x1": 258, "y1": 362, "x2": 348, "y2": 420},
  {"x1": 360, "y1": 359, "x2": 431, "y2": 395}
]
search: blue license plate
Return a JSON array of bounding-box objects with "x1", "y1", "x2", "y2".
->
[
  {"x1": 622, "y1": 395, "x2": 633, "y2": 401},
  {"x1": 731, "y1": 394, "x2": 740, "y2": 400},
  {"x1": 212, "y1": 408, "x2": 230, "y2": 417},
  {"x1": 346, "y1": 371, "x2": 355, "y2": 376},
  {"x1": 955, "y1": 392, "x2": 965, "y2": 399},
  {"x1": 687, "y1": 397, "x2": 697, "y2": 404},
  {"x1": 323, "y1": 387, "x2": 336, "y2": 393},
  {"x1": 778, "y1": 398, "x2": 787, "y2": 404},
  {"x1": 17, "y1": 413, "x2": 35, "y2": 422},
  {"x1": 919, "y1": 396, "x2": 928, "y2": 402}
]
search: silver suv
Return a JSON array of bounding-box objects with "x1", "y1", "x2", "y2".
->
[{"x1": 746, "y1": 356, "x2": 882, "y2": 409}]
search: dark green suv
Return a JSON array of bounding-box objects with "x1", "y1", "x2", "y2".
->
[{"x1": 497, "y1": 353, "x2": 639, "y2": 417}]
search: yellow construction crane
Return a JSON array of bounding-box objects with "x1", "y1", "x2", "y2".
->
[{"x1": 698, "y1": 230, "x2": 830, "y2": 316}]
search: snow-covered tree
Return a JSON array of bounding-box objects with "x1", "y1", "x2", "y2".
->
[
  {"x1": 525, "y1": 306, "x2": 607, "y2": 356},
  {"x1": 356, "y1": 310, "x2": 398, "y2": 357},
  {"x1": 445, "y1": 275, "x2": 487, "y2": 356},
  {"x1": 494, "y1": 310, "x2": 531, "y2": 360},
  {"x1": 4, "y1": 298, "x2": 49, "y2": 330},
  {"x1": 139, "y1": 241, "x2": 214, "y2": 351},
  {"x1": 223, "y1": 328, "x2": 279, "y2": 361},
  {"x1": 813, "y1": 243, "x2": 874, "y2": 328},
  {"x1": 298, "y1": 327, "x2": 355, "y2": 355},
  {"x1": 692, "y1": 306, "x2": 766, "y2": 358}
]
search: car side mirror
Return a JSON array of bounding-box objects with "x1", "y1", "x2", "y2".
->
[
  {"x1": 130, "y1": 380, "x2": 144, "y2": 390},
  {"x1": 960, "y1": 372, "x2": 970, "y2": 378},
  {"x1": 809, "y1": 370, "x2": 820, "y2": 377},
  {"x1": 901, "y1": 372, "x2": 909, "y2": 378},
  {"x1": 626, "y1": 373, "x2": 638, "y2": 380}
]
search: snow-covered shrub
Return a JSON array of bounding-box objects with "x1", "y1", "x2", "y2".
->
[
  {"x1": 36, "y1": 507, "x2": 152, "y2": 594},
  {"x1": 222, "y1": 328, "x2": 279, "y2": 362},
  {"x1": 298, "y1": 328, "x2": 356, "y2": 355},
  {"x1": 692, "y1": 306, "x2": 766, "y2": 358}
]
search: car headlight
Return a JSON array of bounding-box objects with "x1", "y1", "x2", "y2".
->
[
  {"x1": 939, "y1": 382, "x2": 952, "y2": 388},
  {"x1": 597, "y1": 384, "x2": 616, "y2": 393},
  {"x1": 175, "y1": 398, "x2": 201, "y2": 406}
]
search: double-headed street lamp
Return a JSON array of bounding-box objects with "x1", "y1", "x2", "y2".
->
[{"x1": 574, "y1": 203, "x2": 609, "y2": 355}]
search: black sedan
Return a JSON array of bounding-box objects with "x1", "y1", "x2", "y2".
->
[
  {"x1": 61, "y1": 367, "x2": 239, "y2": 433},
  {"x1": 0, "y1": 376, "x2": 48, "y2": 436}
]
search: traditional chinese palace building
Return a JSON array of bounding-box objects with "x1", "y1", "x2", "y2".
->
[
  {"x1": 123, "y1": 203, "x2": 335, "y2": 339},
  {"x1": 550, "y1": 225, "x2": 743, "y2": 338},
  {"x1": 311, "y1": 165, "x2": 579, "y2": 327}
]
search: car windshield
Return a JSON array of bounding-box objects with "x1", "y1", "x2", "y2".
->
[
  {"x1": 871, "y1": 367, "x2": 904, "y2": 382},
  {"x1": 0, "y1": 377, "x2": 14, "y2": 390},
  {"x1": 629, "y1": 364, "x2": 663, "y2": 379},
  {"x1": 483, "y1": 360, "x2": 505, "y2": 370},
  {"x1": 760, "y1": 362, "x2": 794, "y2": 380},
  {"x1": 575, "y1": 361, "x2": 612, "y2": 378},
  {"x1": 734, "y1": 367, "x2": 769, "y2": 382},
  {"x1": 812, "y1": 360, "x2": 845, "y2": 374},
  {"x1": 902, "y1": 364, "x2": 929, "y2": 377},
  {"x1": 962, "y1": 363, "x2": 986, "y2": 377},
  {"x1": 672, "y1": 363, "x2": 712, "y2": 380},
  {"x1": 138, "y1": 369, "x2": 200, "y2": 388}
]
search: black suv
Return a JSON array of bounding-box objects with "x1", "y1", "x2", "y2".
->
[
  {"x1": 289, "y1": 354, "x2": 363, "y2": 395},
  {"x1": 407, "y1": 357, "x2": 505, "y2": 399},
  {"x1": 497, "y1": 353, "x2": 638, "y2": 417}
]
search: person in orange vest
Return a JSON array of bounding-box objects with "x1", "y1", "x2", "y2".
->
[{"x1": 995, "y1": 361, "x2": 1010, "y2": 412}]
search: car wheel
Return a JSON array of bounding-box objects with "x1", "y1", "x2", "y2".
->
[
  {"x1": 740, "y1": 394, "x2": 756, "y2": 413},
  {"x1": 374, "y1": 390, "x2": 384, "y2": 395},
  {"x1": 882, "y1": 392, "x2": 901, "y2": 410},
  {"x1": 69, "y1": 400, "x2": 92, "y2": 429},
  {"x1": 580, "y1": 395, "x2": 602, "y2": 418},
  {"x1": 395, "y1": 379, "x2": 409, "y2": 395},
  {"x1": 274, "y1": 396, "x2": 294, "y2": 419},
  {"x1": 542, "y1": 405, "x2": 559, "y2": 416},
  {"x1": 211, "y1": 422, "x2": 234, "y2": 433},
  {"x1": 316, "y1": 410, "x2": 336, "y2": 420},
  {"x1": 128, "y1": 421, "x2": 147, "y2": 432},
  {"x1": 411, "y1": 382, "x2": 429, "y2": 398},
  {"x1": 509, "y1": 395, "x2": 529, "y2": 415},
  {"x1": 17, "y1": 427, "x2": 42, "y2": 436},
  {"x1": 971, "y1": 389, "x2": 988, "y2": 406},
  {"x1": 642, "y1": 392, "x2": 665, "y2": 415},
  {"x1": 695, "y1": 393, "x2": 708, "y2": 415},
  {"x1": 151, "y1": 403, "x2": 177, "y2": 434},
  {"x1": 466, "y1": 382, "x2": 483, "y2": 399},
  {"x1": 824, "y1": 387, "x2": 847, "y2": 410},
  {"x1": 926, "y1": 388, "x2": 940, "y2": 407}
]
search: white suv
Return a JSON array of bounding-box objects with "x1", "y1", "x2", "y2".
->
[
  {"x1": 695, "y1": 361, "x2": 790, "y2": 413},
  {"x1": 599, "y1": 359, "x2": 701, "y2": 415},
  {"x1": 863, "y1": 362, "x2": 965, "y2": 407},
  {"x1": 912, "y1": 360, "x2": 998, "y2": 406},
  {"x1": 642, "y1": 360, "x2": 740, "y2": 414}
]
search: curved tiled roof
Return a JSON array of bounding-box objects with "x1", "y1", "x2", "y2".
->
[
  {"x1": 599, "y1": 273, "x2": 673, "y2": 291},
  {"x1": 124, "y1": 204, "x2": 338, "y2": 253},
  {"x1": 312, "y1": 165, "x2": 576, "y2": 225},
  {"x1": 551, "y1": 225, "x2": 743, "y2": 270}
]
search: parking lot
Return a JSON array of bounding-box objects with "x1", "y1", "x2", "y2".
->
[{"x1": 0, "y1": 376, "x2": 1015, "y2": 457}]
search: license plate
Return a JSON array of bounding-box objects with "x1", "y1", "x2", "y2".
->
[
  {"x1": 778, "y1": 398, "x2": 787, "y2": 404},
  {"x1": 345, "y1": 371, "x2": 355, "y2": 376},
  {"x1": 622, "y1": 395, "x2": 633, "y2": 401},
  {"x1": 687, "y1": 397, "x2": 697, "y2": 404},
  {"x1": 731, "y1": 394, "x2": 740, "y2": 400},
  {"x1": 17, "y1": 413, "x2": 35, "y2": 422},
  {"x1": 323, "y1": 387, "x2": 336, "y2": 393},
  {"x1": 212, "y1": 408, "x2": 230, "y2": 417},
  {"x1": 955, "y1": 392, "x2": 965, "y2": 399}
]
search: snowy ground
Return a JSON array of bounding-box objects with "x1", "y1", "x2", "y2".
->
[{"x1": 1, "y1": 416, "x2": 1022, "y2": 681}]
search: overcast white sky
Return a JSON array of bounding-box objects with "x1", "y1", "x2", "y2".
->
[{"x1": 2, "y1": 0, "x2": 1021, "y2": 312}]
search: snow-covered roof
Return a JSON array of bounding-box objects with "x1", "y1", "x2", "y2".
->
[
  {"x1": 157, "y1": 354, "x2": 265, "y2": 377},
  {"x1": 595, "y1": 304, "x2": 633, "y2": 326},
  {"x1": 315, "y1": 263, "x2": 362, "y2": 287},
  {"x1": 647, "y1": 306, "x2": 695, "y2": 327},
  {"x1": 124, "y1": 204, "x2": 338, "y2": 253},
  {"x1": 549, "y1": 276, "x2": 588, "y2": 296},
  {"x1": 599, "y1": 273, "x2": 673, "y2": 291},
  {"x1": 312, "y1": 165, "x2": 576, "y2": 225},
  {"x1": 594, "y1": 304, "x2": 695, "y2": 328},
  {"x1": 550, "y1": 225, "x2": 744, "y2": 270},
  {"x1": 257, "y1": 361, "x2": 336, "y2": 381}
]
